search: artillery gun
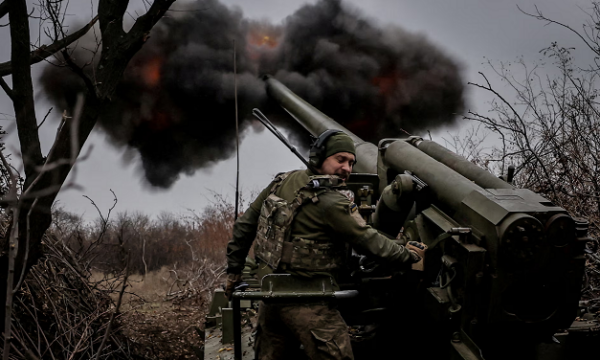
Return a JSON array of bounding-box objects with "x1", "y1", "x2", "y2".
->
[{"x1": 203, "y1": 76, "x2": 597, "y2": 360}]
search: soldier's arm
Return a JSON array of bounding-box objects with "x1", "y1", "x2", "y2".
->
[
  {"x1": 225, "y1": 182, "x2": 273, "y2": 274},
  {"x1": 321, "y1": 194, "x2": 414, "y2": 268}
]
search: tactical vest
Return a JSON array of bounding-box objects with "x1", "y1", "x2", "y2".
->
[{"x1": 254, "y1": 172, "x2": 348, "y2": 272}]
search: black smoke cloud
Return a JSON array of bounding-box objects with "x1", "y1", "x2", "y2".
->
[{"x1": 40, "y1": 0, "x2": 464, "y2": 188}]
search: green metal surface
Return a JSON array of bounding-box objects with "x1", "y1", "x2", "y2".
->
[
  {"x1": 416, "y1": 139, "x2": 512, "y2": 190},
  {"x1": 381, "y1": 139, "x2": 486, "y2": 210},
  {"x1": 234, "y1": 274, "x2": 341, "y2": 300},
  {"x1": 221, "y1": 308, "x2": 234, "y2": 344},
  {"x1": 208, "y1": 289, "x2": 228, "y2": 317},
  {"x1": 206, "y1": 289, "x2": 228, "y2": 328}
]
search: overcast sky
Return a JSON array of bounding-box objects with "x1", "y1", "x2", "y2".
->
[{"x1": 0, "y1": 0, "x2": 594, "y2": 221}]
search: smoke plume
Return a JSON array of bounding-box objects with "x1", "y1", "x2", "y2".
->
[{"x1": 40, "y1": 0, "x2": 464, "y2": 187}]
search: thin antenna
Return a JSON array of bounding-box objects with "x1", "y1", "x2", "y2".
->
[
  {"x1": 252, "y1": 108, "x2": 319, "y2": 174},
  {"x1": 233, "y1": 39, "x2": 240, "y2": 221}
]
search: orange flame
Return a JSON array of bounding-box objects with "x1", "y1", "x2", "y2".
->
[
  {"x1": 248, "y1": 33, "x2": 279, "y2": 48},
  {"x1": 247, "y1": 23, "x2": 282, "y2": 51},
  {"x1": 143, "y1": 57, "x2": 163, "y2": 87}
]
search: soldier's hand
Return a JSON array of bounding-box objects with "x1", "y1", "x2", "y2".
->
[
  {"x1": 224, "y1": 273, "x2": 243, "y2": 300},
  {"x1": 406, "y1": 241, "x2": 426, "y2": 262},
  {"x1": 406, "y1": 241, "x2": 427, "y2": 271}
]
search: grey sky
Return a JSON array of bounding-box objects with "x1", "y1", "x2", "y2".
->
[{"x1": 0, "y1": 0, "x2": 594, "y2": 220}]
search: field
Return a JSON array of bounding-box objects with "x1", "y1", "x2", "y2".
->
[{"x1": 104, "y1": 269, "x2": 211, "y2": 360}]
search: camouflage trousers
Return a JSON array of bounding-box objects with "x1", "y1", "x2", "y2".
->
[{"x1": 255, "y1": 301, "x2": 354, "y2": 360}]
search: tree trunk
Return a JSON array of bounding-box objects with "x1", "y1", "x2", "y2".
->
[{"x1": 0, "y1": 0, "x2": 175, "y2": 327}]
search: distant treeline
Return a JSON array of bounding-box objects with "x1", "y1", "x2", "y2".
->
[{"x1": 49, "y1": 195, "x2": 237, "y2": 274}]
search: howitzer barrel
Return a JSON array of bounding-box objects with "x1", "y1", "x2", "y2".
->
[
  {"x1": 383, "y1": 140, "x2": 483, "y2": 211},
  {"x1": 415, "y1": 139, "x2": 513, "y2": 190},
  {"x1": 264, "y1": 76, "x2": 378, "y2": 174}
]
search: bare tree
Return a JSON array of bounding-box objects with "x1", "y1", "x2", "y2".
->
[
  {"x1": 0, "y1": 0, "x2": 175, "y2": 331},
  {"x1": 466, "y1": 3, "x2": 600, "y2": 237}
]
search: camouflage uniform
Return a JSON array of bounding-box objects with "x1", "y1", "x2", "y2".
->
[
  {"x1": 226, "y1": 169, "x2": 414, "y2": 360},
  {"x1": 255, "y1": 302, "x2": 353, "y2": 360}
]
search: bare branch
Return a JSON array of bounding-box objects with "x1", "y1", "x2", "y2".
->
[
  {"x1": 0, "y1": 1, "x2": 8, "y2": 20},
  {"x1": 0, "y1": 76, "x2": 13, "y2": 100},
  {"x1": 36, "y1": 107, "x2": 53, "y2": 130},
  {"x1": 0, "y1": 15, "x2": 99, "y2": 77},
  {"x1": 518, "y1": 4, "x2": 600, "y2": 57}
]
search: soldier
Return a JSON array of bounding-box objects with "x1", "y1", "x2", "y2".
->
[{"x1": 225, "y1": 130, "x2": 425, "y2": 360}]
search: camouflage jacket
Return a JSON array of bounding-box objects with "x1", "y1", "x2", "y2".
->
[{"x1": 226, "y1": 169, "x2": 413, "y2": 278}]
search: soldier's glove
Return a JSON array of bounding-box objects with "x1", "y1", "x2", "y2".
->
[
  {"x1": 406, "y1": 241, "x2": 427, "y2": 271},
  {"x1": 224, "y1": 273, "x2": 243, "y2": 300}
]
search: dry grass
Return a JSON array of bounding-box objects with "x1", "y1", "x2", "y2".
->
[
  {"x1": 91, "y1": 267, "x2": 174, "y2": 306},
  {"x1": 112, "y1": 268, "x2": 219, "y2": 360},
  {"x1": 87, "y1": 256, "x2": 227, "y2": 359},
  {"x1": 88, "y1": 264, "x2": 226, "y2": 360}
]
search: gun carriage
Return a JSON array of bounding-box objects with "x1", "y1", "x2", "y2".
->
[{"x1": 204, "y1": 76, "x2": 596, "y2": 360}]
